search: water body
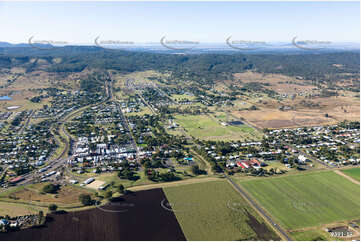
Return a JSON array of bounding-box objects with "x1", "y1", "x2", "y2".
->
[
  {"x1": 228, "y1": 120, "x2": 244, "y2": 125},
  {"x1": 0, "y1": 95, "x2": 12, "y2": 101}
]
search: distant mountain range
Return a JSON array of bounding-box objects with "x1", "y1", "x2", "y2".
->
[
  {"x1": 0, "y1": 41, "x2": 53, "y2": 48},
  {"x1": 0, "y1": 41, "x2": 359, "y2": 54}
]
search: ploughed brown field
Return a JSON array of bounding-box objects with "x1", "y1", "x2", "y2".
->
[{"x1": 0, "y1": 189, "x2": 186, "y2": 241}]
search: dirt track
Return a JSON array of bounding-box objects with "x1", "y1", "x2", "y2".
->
[
  {"x1": 128, "y1": 177, "x2": 222, "y2": 192},
  {"x1": 334, "y1": 170, "x2": 360, "y2": 185}
]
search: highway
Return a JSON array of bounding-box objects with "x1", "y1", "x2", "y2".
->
[{"x1": 224, "y1": 174, "x2": 292, "y2": 241}]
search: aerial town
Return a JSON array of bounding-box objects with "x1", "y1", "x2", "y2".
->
[{"x1": 0, "y1": 1, "x2": 359, "y2": 241}]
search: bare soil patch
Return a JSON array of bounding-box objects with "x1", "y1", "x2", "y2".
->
[
  {"x1": 0, "y1": 189, "x2": 185, "y2": 241},
  {"x1": 86, "y1": 180, "x2": 105, "y2": 190}
]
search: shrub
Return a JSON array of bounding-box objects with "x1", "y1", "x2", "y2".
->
[
  {"x1": 79, "y1": 194, "x2": 92, "y2": 206},
  {"x1": 48, "y1": 204, "x2": 58, "y2": 212},
  {"x1": 42, "y1": 184, "x2": 59, "y2": 194}
]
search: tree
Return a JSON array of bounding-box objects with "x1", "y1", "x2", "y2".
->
[
  {"x1": 118, "y1": 169, "x2": 139, "y2": 181},
  {"x1": 48, "y1": 204, "x2": 58, "y2": 213},
  {"x1": 79, "y1": 194, "x2": 92, "y2": 206},
  {"x1": 117, "y1": 184, "x2": 125, "y2": 194},
  {"x1": 104, "y1": 190, "x2": 113, "y2": 199},
  {"x1": 191, "y1": 164, "x2": 200, "y2": 175},
  {"x1": 191, "y1": 164, "x2": 206, "y2": 175},
  {"x1": 42, "y1": 184, "x2": 59, "y2": 194},
  {"x1": 38, "y1": 211, "x2": 45, "y2": 225}
]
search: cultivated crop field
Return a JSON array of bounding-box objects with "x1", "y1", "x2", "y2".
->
[
  {"x1": 163, "y1": 181, "x2": 280, "y2": 241},
  {"x1": 0, "y1": 189, "x2": 186, "y2": 240},
  {"x1": 239, "y1": 171, "x2": 360, "y2": 230},
  {"x1": 341, "y1": 167, "x2": 360, "y2": 181},
  {"x1": 174, "y1": 114, "x2": 261, "y2": 141}
]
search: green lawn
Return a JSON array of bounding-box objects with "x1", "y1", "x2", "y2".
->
[
  {"x1": 174, "y1": 114, "x2": 261, "y2": 141},
  {"x1": 0, "y1": 201, "x2": 46, "y2": 217},
  {"x1": 239, "y1": 171, "x2": 360, "y2": 230},
  {"x1": 341, "y1": 167, "x2": 360, "y2": 181},
  {"x1": 163, "y1": 181, "x2": 279, "y2": 241},
  {"x1": 171, "y1": 94, "x2": 196, "y2": 101},
  {"x1": 97, "y1": 171, "x2": 154, "y2": 189},
  {"x1": 289, "y1": 230, "x2": 332, "y2": 241}
]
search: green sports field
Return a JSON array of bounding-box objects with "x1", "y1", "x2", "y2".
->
[
  {"x1": 174, "y1": 114, "x2": 261, "y2": 141},
  {"x1": 341, "y1": 167, "x2": 360, "y2": 180},
  {"x1": 239, "y1": 171, "x2": 360, "y2": 230},
  {"x1": 163, "y1": 181, "x2": 280, "y2": 241}
]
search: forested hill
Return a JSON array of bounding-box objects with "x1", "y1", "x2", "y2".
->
[{"x1": 0, "y1": 46, "x2": 359, "y2": 83}]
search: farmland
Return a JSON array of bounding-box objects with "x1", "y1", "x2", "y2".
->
[
  {"x1": 163, "y1": 181, "x2": 280, "y2": 241},
  {"x1": 231, "y1": 71, "x2": 360, "y2": 129},
  {"x1": 341, "y1": 167, "x2": 360, "y2": 181},
  {"x1": 0, "y1": 189, "x2": 185, "y2": 241},
  {"x1": 238, "y1": 171, "x2": 360, "y2": 231}
]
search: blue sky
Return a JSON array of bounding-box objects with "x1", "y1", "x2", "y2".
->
[{"x1": 0, "y1": 1, "x2": 359, "y2": 43}]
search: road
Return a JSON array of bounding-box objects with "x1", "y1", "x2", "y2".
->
[
  {"x1": 19, "y1": 110, "x2": 33, "y2": 133},
  {"x1": 114, "y1": 100, "x2": 139, "y2": 162},
  {"x1": 224, "y1": 174, "x2": 292, "y2": 241}
]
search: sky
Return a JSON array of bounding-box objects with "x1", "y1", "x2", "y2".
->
[{"x1": 0, "y1": 1, "x2": 359, "y2": 44}]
